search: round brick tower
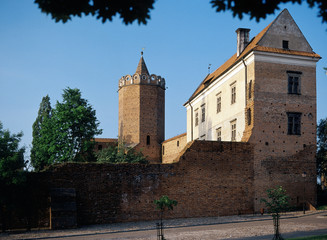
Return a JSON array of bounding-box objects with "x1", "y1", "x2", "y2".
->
[{"x1": 118, "y1": 53, "x2": 165, "y2": 163}]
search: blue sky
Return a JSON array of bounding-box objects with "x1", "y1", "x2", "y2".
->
[{"x1": 0, "y1": 1, "x2": 326, "y2": 160}]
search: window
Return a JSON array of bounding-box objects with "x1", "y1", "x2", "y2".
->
[
  {"x1": 146, "y1": 135, "x2": 150, "y2": 145},
  {"x1": 177, "y1": 140, "x2": 179, "y2": 147},
  {"x1": 216, "y1": 93, "x2": 221, "y2": 113},
  {"x1": 98, "y1": 145, "x2": 103, "y2": 151},
  {"x1": 248, "y1": 80, "x2": 252, "y2": 99},
  {"x1": 195, "y1": 110, "x2": 199, "y2": 126},
  {"x1": 287, "y1": 71, "x2": 301, "y2": 94},
  {"x1": 231, "y1": 83, "x2": 236, "y2": 104},
  {"x1": 247, "y1": 108, "x2": 252, "y2": 125},
  {"x1": 287, "y1": 112, "x2": 301, "y2": 135},
  {"x1": 201, "y1": 105, "x2": 205, "y2": 122},
  {"x1": 216, "y1": 127, "x2": 221, "y2": 141},
  {"x1": 162, "y1": 145, "x2": 165, "y2": 155},
  {"x1": 231, "y1": 120, "x2": 237, "y2": 141},
  {"x1": 283, "y1": 40, "x2": 289, "y2": 49}
]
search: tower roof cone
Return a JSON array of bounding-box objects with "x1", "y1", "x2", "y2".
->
[{"x1": 135, "y1": 52, "x2": 150, "y2": 75}]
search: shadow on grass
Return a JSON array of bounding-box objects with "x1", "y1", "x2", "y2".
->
[
  {"x1": 287, "y1": 234, "x2": 327, "y2": 240},
  {"x1": 231, "y1": 230, "x2": 327, "y2": 240}
]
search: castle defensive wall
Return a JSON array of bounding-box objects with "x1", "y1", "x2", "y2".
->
[{"x1": 1, "y1": 140, "x2": 316, "y2": 230}]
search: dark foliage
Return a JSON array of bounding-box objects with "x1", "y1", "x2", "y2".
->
[
  {"x1": 34, "y1": 0, "x2": 155, "y2": 24},
  {"x1": 317, "y1": 118, "x2": 327, "y2": 187},
  {"x1": 96, "y1": 141, "x2": 148, "y2": 164},
  {"x1": 0, "y1": 122, "x2": 27, "y2": 231},
  {"x1": 31, "y1": 95, "x2": 52, "y2": 171},
  {"x1": 31, "y1": 88, "x2": 102, "y2": 170},
  {"x1": 210, "y1": 0, "x2": 327, "y2": 23},
  {"x1": 34, "y1": 0, "x2": 327, "y2": 25}
]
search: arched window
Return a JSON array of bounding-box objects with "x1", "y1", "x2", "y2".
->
[{"x1": 146, "y1": 135, "x2": 150, "y2": 145}]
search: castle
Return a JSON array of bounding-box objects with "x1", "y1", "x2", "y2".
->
[
  {"x1": 95, "y1": 8, "x2": 320, "y2": 211},
  {"x1": 2, "y1": 9, "x2": 322, "y2": 230}
]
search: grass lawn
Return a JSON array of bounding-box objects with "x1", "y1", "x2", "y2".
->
[{"x1": 287, "y1": 235, "x2": 327, "y2": 240}]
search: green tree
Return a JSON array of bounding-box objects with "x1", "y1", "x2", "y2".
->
[
  {"x1": 0, "y1": 122, "x2": 26, "y2": 231},
  {"x1": 31, "y1": 95, "x2": 52, "y2": 171},
  {"x1": 154, "y1": 195, "x2": 178, "y2": 240},
  {"x1": 34, "y1": 0, "x2": 327, "y2": 25},
  {"x1": 317, "y1": 118, "x2": 327, "y2": 188},
  {"x1": 0, "y1": 122, "x2": 26, "y2": 186},
  {"x1": 96, "y1": 141, "x2": 148, "y2": 164},
  {"x1": 49, "y1": 87, "x2": 102, "y2": 163},
  {"x1": 261, "y1": 186, "x2": 290, "y2": 240}
]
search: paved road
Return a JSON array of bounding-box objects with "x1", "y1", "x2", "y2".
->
[{"x1": 2, "y1": 211, "x2": 327, "y2": 239}]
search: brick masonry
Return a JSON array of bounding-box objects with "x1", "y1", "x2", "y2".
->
[
  {"x1": 4, "y1": 141, "x2": 253, "y2": 229},
  {"x1": 2, "y1": 140, "x2": 316, "y2": 229},
  {"x1": 250, "y1": 61, "x2": 317, "y2": 210},
  {"x1": 118, "y1": 82, "x2": 165, "y2": 163},
  {"x1": 162, "y1": 133, "x2": 187, "y2": 163}
]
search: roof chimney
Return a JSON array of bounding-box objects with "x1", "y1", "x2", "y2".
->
[{"x1": 236, "y1": 28, "x2": 250, "y2": 57}]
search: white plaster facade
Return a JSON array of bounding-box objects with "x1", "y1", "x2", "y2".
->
[{"x1": 186, "y1": 54, "x2": 254, "y2": 142}]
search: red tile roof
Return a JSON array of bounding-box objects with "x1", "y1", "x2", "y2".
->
[{"x1": 185, "y1": 18, "x2": 321, "y2": 105}]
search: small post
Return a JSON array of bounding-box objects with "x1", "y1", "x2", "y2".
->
[
  {"x1": 156, "y1": 222, "x2": 164, "y2": 240},
  {"x1": 272, "y1": 214, "x2": 283, "y2": 240},
  {"x1": 302, "y1": 171, "x2": 307, "y2": 214}
]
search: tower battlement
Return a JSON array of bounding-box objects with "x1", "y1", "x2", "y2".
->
[
  {"x1": 118, "y1": 54, "x2": 165, "y2": 163},
  {"x1": 118, "y1": 73, "x2": 165, "y2": 90}
]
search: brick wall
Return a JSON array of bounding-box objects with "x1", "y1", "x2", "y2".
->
[
  {"x1": 6, "y1": 141, "x2": 253, "y2": 229},
  {"x1": 251, "y1": 61, "x2": 317, "y2": 211},
  {"x1": 2, "y1": 139, "x2": 316, "y2": 230},
  {"x1": 93, "y1": 138, "x2": 118, "y2": 152},
  {"x1": 118, "y1": 85, "x2": 141, "y2": 144},
  {"x1": 253, "y1": 144, "x2": 316, "y2": 211},
  {"x1": 162, "y1": 133, "x2": 187, "y2": 163},
  {"x1": 118, "y1": 83, "x2": 165, "y2": 164}
]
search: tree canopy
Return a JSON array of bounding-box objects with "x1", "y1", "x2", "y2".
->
[
  {"x1": 96, "y1": 141, "x2": 148, "y2": 164},
  {"x1": 34, "y1": 0, "x2": 327, "y2": 25},
  {"x1": 0, "y1": 122, "x2": 27, "y2": 231},
  {"x1": 154, "y1": 195, "x2": 178, "y2": 212},
  {"x1": 210, "y1": 0, "x2": 327, "y2": 23},
  {"x1": 261, "y1": 186, "x2": 290, "y2": 215},
  {"x1": 261, "y1": 186, "x2": 290, "y2": 240},
  {"x1": 31, "y1": 88, "x2": 102, "y2": 171},
  {"x1": 34, "y1": 0, "x2": 155, "y2": 24},
  {"x1": 30, "y1": 95, "x2": 52, "y2": 171},
  {"x1": 0, "y1": 122, "x2": 26, "y2": 186},
  {"x1": 50, "y1": 88, "x2": 102, "y2": 163}
]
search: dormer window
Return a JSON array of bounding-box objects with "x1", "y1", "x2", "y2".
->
[{"x1": 283, "y1": 40, "x2": 289, "y2": 50}]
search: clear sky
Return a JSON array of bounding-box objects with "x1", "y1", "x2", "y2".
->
[{"x1": 0, "y1": 1, "x2": 326, "y2": 161}]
